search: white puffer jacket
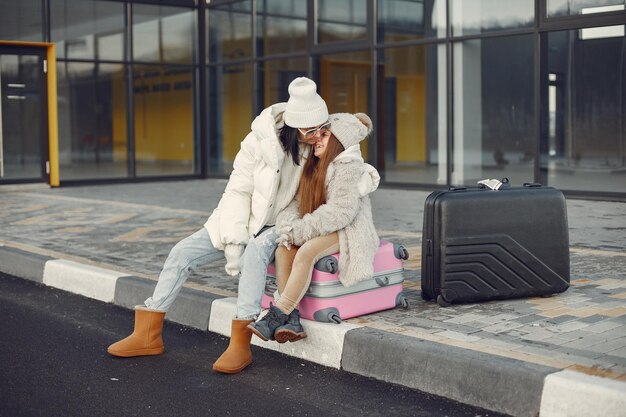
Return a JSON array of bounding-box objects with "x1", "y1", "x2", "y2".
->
[
  {"x1": 276, "y1": 145, "x2": 380, "y2": 287},
  {"x1": 204, "y1": 102, "x2": 298, "y2": 251}
]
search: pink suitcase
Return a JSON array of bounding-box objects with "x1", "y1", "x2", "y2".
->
[{"x1": 261, "y1": 240, "x2": 409, "y2": 323}]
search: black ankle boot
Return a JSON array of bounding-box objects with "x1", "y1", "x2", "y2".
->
[
  {"x1": 274, "y1": 308, "x2": 307, "y2": 343},
  {"x1": 247, "y1": 303, "x2": 288, "y2": 341}
]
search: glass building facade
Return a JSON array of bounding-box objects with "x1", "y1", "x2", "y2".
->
[{"x1": 0, "y1": 0, "x2": 624, "y2": 199}]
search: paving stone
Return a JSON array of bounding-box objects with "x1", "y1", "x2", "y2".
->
[
  {"x1": 482, "y1": 321, "x2": 525, "y2": 334},
  {"x1": 462, "y1": 320, "x2": 493, "y2": 329},
  {"x1": 520, "y1": 329, "x2": 555, "y2": 342},
  {"x1": 433, "y1": 330, "x2": 482, "y2": 342},
  {"x1": 585, "y1": 321, "x2": 624, "y2": 334},
  {"x1": 579, "y1": 315, "x2": 611, "y2": 324},
  {"x1": 551, "y1": 321, "x2": 591, "y2": 333}
]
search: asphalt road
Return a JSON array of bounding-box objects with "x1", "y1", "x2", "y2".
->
[{"x1": 0, "y1": 272, "x2": 509, "y2": 417}]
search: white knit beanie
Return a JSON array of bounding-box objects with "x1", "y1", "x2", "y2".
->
[
  {"x1": 284, "y1": 77, "x2": 329, "y2": 128},
  {"x1": 329, "y1": 112, "x2": 373, "y2": 149}
]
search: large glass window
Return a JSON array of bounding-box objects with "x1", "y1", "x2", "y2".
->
[
  {"x1": 451, "y1": 0, "x2": 534, "y2": 36},
  {"x1": 257, "y1": 0, "x2": 307, "y2": 56},
  {"x1": 261, "y1": 58, "x2": 308, "y2": 107},
  {"x1": 547, "y1": 0, "x2": 625, "y2": 18},
  {"x1": 318, "y1": 50, "x2": 372, "y2": 157},
  {"x1": 0, "y1": 1, "x2": 43, "y2": 42},
  {"x1": 318, "y1": 0, "x2": 368, "y2": 43},
  {"x1": 51, "y1": 0, "x2": 125, "y2": 61},
  {"x1": 57, "y1": 62, "x2": 128, "y2": 180},
  {"x1": 452, "y1": 35, "x2": 535, "y2": 186},
  {"x1": 133, "y1": 4, "x2": 196, "y2": 64},
  {"x1": 380, "y1": 44, "x2": 447, "y2": 184},
  {"x1": 208, "y1": 1, "x2": 252, "y2": 63},
  {"x1": 544, "y1": 28, "x2": 626, "y2": 193},
  {"x1": 133, "y1": 65, "x2": 195, "y2": 177},
  {"x1": 377, "y1": 0, "x2": 446, "y2": 43},
  {"x1": 208, "y1": 63, "x2": 253, "y2": 175}
]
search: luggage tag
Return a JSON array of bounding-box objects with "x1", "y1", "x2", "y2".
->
[{"x1": 477, "y1": 177, "x2": 510, "y2": 190}]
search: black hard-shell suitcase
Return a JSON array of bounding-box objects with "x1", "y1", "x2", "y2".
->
[{"x1": 421, "y1": 181, "x2": 570, "y2": 307}]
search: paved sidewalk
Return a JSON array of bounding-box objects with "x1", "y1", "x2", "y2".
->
[{"x1": 1, "y1": 180, "x2": 625, "y2": 417}]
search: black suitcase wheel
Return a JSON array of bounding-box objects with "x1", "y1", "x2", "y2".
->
[
  {"x1": 328, "y1": 312, "x2": 342, "y2": 324},
  {"x1": 437, "y1": 294, "x2": 451, "y2": 307},
  {"x1": 420, "y1": 291, "x2": 432, "y2": 301},
  {"x1": 399, "y1": 296, "x2": 409, "y2": 309}
]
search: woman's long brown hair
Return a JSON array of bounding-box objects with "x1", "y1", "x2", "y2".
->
[{"x1": 298, "y1": 135, "x2": 345, "y2": 217}]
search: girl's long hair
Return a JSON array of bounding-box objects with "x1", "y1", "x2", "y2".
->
[
  {"x1": 278, "y1": 125, "x2": 301, "y2": 165},
  {"x1": 298, "y1": 134, "x2": 345, "y2": 217}
]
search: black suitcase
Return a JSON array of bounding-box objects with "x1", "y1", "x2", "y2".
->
[{"x1": 421, "y1": 181, "x2": 570, "y2": 307}]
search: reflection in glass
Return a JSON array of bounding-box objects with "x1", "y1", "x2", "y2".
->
[
  {"x1": 545, "y1": 29, "x2": 626, "y2": 193},
  {"x1": 51, "y1": 0, "x2": 125, "y2": 60},
  {"x1": 260, "y1": 58, "x2": 308, "y2": 108},
  {"x1": 452, "y1": 35, "x2": 535, "y2": 186},
  {"x1": 318, "y1": 0, "x2": 368, "y2": 43},
  {"x1": 208, "y1": 2, "x2": 252, "y2": 63},
  {"x1": 548, "y1": 0, "x2": 625, "y2": 18},
  {"x1": 0, "y1": 54, "x2": 43, "y2": 180},
  {"x1": 57, "y1": 62, "x2": 128, "y2": 180},
  {"x1": 133, "y1": 4, "x2": 195, "y2": 64},
  {"x1": 0, "y1": 1, "x2": 43, "y2": 42},
  {"x1": 257, "y1": 0, "x2": 307, "y2": 56},
  {"x1": 318, "y1": 51, "x2": 372, "y2": 157},
  {"x1": 380, "y1": 44, "x2": 446, "y2": 184},
  {"x1": 208, "y1": 64, "x2": 253, "y2": 175},
  {"x1": 377, "y1": 0, "x2": 446, "y2": 43},
  {"x1": 133, "y1": 65, "x2": 196, "y2": 177},
  {"x1": 451, "y1": 0, "x2": 534, "y2": 36}
]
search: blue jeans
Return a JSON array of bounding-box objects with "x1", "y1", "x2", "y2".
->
[{"x1": 144, "y1": 227, "x2": 278, "y2": 320}]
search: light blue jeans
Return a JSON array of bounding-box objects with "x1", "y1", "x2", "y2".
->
[{"x1": 144, "y1": 227, "x2": 278, "y2": 320}]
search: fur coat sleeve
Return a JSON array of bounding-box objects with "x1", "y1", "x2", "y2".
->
[{"x1": 288, "y1": 161, "x2": 362, "y2": 247}]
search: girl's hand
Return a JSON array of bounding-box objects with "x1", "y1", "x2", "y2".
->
[
  {"x1": 276, "y1": 234, "x2": 292, "y2": 250},
  {"x1": 275, "y1": 225, "x2": 294, "y2": 249}
]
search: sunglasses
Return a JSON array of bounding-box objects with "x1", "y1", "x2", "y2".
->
[{"x1": 298, "y1": 121, "x2": 331, "y2": 139}]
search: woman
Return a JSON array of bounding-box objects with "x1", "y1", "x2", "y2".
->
[
  {"x1": 107, "y1": 77, "x2": 330, "y2": 374},
  {"x1": 248, "y1": 112, "x2": 380, "y2": 342}
]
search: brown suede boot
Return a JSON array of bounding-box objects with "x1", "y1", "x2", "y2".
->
[
  {"x1": 108, "y1": 307, "x2": 165, "y2": 357},
  {"x1": 212, "y1": 319, "x2": 254, "y2": 374}
]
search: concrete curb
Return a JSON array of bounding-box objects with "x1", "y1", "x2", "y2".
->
[{"x1": 1, "y1": 245, "x2": 625, "y2": 417}]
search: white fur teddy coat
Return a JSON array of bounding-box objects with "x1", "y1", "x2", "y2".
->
[{"x1": 276, "y1": 144, "x2": 380, "y2": 287}]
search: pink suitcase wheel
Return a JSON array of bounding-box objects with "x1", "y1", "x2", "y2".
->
[
  {"x1": 314, "y1": 256, "x2": 338, "y2": 273},
  {"x1": 328, "y1": 312, "x2": 342, "y2": 324},
  {"x1": 313, "y1": 308, "x2": 343, "y2": 324},
  {"x1": 393, "y1": 244, "x2": 409, "y2": 260}
]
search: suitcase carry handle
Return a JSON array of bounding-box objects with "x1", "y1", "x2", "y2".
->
[
  {"x1": 523, "y1": 182, "x2": 543, "y2": 187},
  {"x1": 375, "y1": 276, "x2": 390, "y2": 286}
]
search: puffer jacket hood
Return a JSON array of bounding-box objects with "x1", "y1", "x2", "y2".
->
[{"x1": 250, "y1": 102, "x2": 287, "y2": 169}]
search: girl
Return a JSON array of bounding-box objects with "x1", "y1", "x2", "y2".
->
[{"x1": 248, "y1": 113, "x2": 380, "y2": 342}]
